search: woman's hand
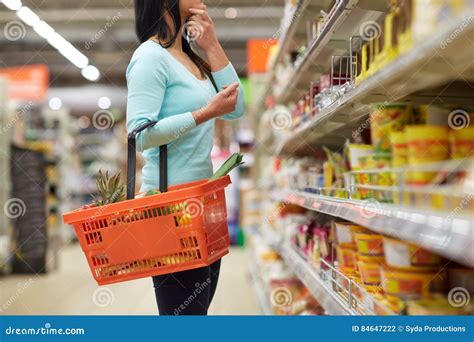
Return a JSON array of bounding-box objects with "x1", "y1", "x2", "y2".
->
[
  {"x1": 186, "y1": 4, "x2": 219, "y2": 51},
  {"x1": 192, "y1": 82, "x2": 239, "y2": 124},
  {"x1": 186, "y1": 4, "x2": 230, "y2": 71}
]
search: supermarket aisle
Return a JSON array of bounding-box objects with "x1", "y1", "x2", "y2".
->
[{"x1": 0, "y1": 244, "x2": 260, "y2": 315}]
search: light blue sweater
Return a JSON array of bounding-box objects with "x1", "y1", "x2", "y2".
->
[{"x1": 126, "y1": 40, "x2": 245, "y2": 191}]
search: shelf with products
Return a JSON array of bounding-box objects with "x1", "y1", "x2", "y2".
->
[
  {"x1": 278, "y1": 242, "x2": 356, "y2": 315},
  {"x1": 257, "y1": 206, "x2": 402, "y2": 315},
  {"x1": 274, "y1": 8, "x2": 474, "y2": 155},
  {"x1": 256, "y1": 0, "x2": 336, "y2": 112},
  {"x1": 253, "y1": 1, "x2": 474, "y2": 317},
  {"x1": 246, "y1": 229, "x2": 328, "y2": 316},
  {"x1": 272, "y1": 189, "x2": 474, "y2": 268},
  {"x1": 279, "y1": 0, "x2": 390, "y2": 102},
  {"x1": 260, "y1": 201, "x2": 473, "y2": 316}
]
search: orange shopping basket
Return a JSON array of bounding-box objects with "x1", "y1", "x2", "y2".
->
[{"x1": 63, "y1": 121, "x2": 231, "y2": 285}]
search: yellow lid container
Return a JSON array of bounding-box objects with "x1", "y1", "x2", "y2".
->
[
  {"x1": 449, "y1": 127, "x2": 474, "y2": 159},
  {"x1": 405, "y1": 125, "x2": 449, "y2": 184},
  {"x1": 354, "y1": 233, "x2": 384, "y2": 256},
  {"x1": 381, "y1": 266, "x2": 445, "y2": 300},
  {"x1": 383, "y1": 236, "x2": 441, "y2": 269}
]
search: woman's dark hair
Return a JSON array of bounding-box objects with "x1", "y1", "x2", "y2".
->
[{"x1": 134, "y1": 0, "x2": 216, "y2": 88}]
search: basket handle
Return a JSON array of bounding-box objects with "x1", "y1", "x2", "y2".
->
[{"x1": 127, "y1": 121, "x2": 168, "y2": 200}]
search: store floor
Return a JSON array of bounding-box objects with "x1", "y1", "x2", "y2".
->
[{"x1": 0, "y1": 244, "x2": 260, "y2": 315}]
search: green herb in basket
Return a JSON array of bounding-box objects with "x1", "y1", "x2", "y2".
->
[
  {"x1": 93, "y1": 170, "x2": 126, "y2": 206},
  {"x1": 145, "y1": 189, "x2": 161, "y2": 196},
  {"x1": 209, "y1": 153, "x2": 244, "y2": 181}
]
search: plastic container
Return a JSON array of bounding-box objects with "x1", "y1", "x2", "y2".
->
[
  {"x1": 347, "y1": 144, "x2": 373, "y2": 170},
  {"x1": 357, "y1": 255, "x2": 384, "y2": 285},
  {"x1": 334, "y1": 222, "x2": 368, "y2": 246},
  {"x1": 390, "y1": 131, "x2": 408, "y2": 167},
  {"x1": 367, "y1": 153, "x2": 393, "y2": 202},
  {"x1": 374, "y1": 294, "x2": 405, "y2": 315},
  {"x1": 370, "y1": 103, "x2": 411, "y2": 153},
  {"x1": 405, "y1": 125, "x2": 449, "y2": 184},
  {"x1": 336, "y1": 245, "x2": 358, "y2": 270},
  {"x1": 63, "y1": 121, "x2": 231, "y2": 285},
  {"x1": 449, "y1": 128, "x2": 474, "y2": 159},
  {"x1": 354, "y1": 233, "x2": 384, "y2": 256},
  {"x1": 383, "y1": 236, "x2": 441, "y2": 269},
  {"x1": 381, "y1": 266, "x2": 445, "y2": 300}
]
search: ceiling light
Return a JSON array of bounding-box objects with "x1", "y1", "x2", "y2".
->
[
  {"x1": 81, "y1": 65, "x2": 100, "y2": 82},
  {"x1": 47, "y1": 31, "x2": 69, "y2": 50},
  {"x1": 58, "y1": 43, "x2": 89, "y2": 68},
  {"x1": 16, "y1": 6, "x2": 39, "y2": 26},
  {"x1": 224, "y1": 7, "x2": 237, "y2": 19},
  {"x1": 33, "y1": 20, "x2": 54, "y2": 39},
  {"x1": 97, "y1": 97, "x2": 111, "y2": 110},
  {"x1": 47, "y1": 31, "x2": 89, "y2": 68},
  {"x1": 48, "y1": 97, "x2": 62, "y2": 110},
  {"x1": 1, "y1": 0, "x2": 22, "y2": 11},
  {"x1": 2, "y1": 1, "x2": 101, "y2": 83}
]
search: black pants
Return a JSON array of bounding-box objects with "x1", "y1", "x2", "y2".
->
[{"x1": 152, "y1": 259, "x2": 221, "y2": 315}]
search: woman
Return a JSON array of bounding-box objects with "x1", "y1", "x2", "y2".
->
[{"x1": 126, "y1": 0, "x2": 244, "y2": 315}]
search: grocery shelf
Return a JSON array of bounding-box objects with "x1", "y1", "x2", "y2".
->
[
  {"x1": 275, "y1": 9, "x2": 474, "y2": 155},
  {"x1": 256, "y1": 0, "x2": 334, "y2": 111},
  {"x1": 275, "y1": 0, "x2": 389, "y2": 104},
  {"x1": 274, "y1": 190, "x2": 474, "y2": 268},
  {"x1": 253, "y1": 0, "x2": 387, "y2": 115},
  {"x1": 279, "y1": 242, "x2": 355, "y2": 315},
  {"x1": 270, "y1": 0, "x2": 330, "y2": 70}
]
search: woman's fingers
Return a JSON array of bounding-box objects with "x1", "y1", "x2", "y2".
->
[
  {"x1": 221, "y1": 82, "x2": 239, "y2": 96},
  {"x1": 189, "y1": 8, "x2": 206, "y2": 15},
  {"x1": 189, "y1": 7, "x2": 211, "y2": 21}
]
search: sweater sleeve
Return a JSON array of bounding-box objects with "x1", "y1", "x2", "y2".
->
[
  {"x1": 126, "y1": 53, "x2": 197, "y2": 152},
  {"x1": 211, "y1": 63, "x2": 245, "y2": 120}
]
